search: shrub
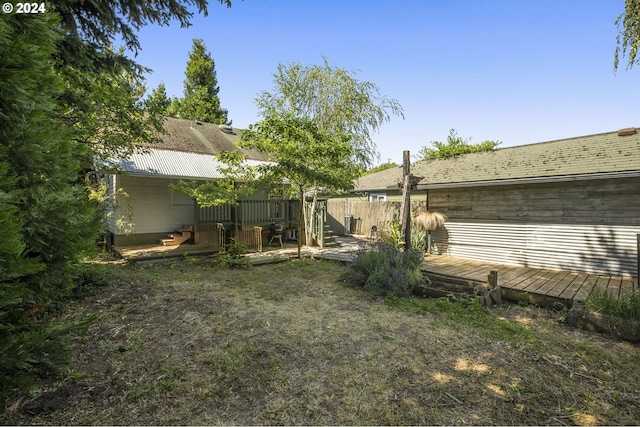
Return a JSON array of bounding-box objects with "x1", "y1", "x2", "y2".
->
[
  {"x1": 216, "y1": 238, "x2": 251, "y2": 269},
  {"x1": 343, "y1": 243, "x2": 423, "y2": 296},
  {"x1": 587, "y1": 287, "x2": 640, "y2": 339}
]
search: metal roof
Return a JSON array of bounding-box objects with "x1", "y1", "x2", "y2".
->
[{"x1": 105, "y1": 148, "x2": 271, "y2": 179}]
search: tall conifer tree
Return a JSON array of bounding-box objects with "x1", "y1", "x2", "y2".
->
[{"x1": 172, "y1": 39, "x2": 229, "y2": 124}]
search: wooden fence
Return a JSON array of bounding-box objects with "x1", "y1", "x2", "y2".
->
[
  {"x1": 197, "y1": 199, "x2": 300, "y2": 229},
  {"x1": 234, "y1": 226, "x2": 265, "y2": 252},
  {"x1": 195, "y1": 223, "x2": 265, "y2": 252},
  {"x1": 327, "y1": 200, "x2": 428, "y2": 236},
  {"x1": 194, "y1": 222, "x2": 225, "y2": 249}
]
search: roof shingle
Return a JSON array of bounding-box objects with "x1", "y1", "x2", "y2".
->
[{"x1": 357, "y1": 128, "x2": 640, "y2": 191}]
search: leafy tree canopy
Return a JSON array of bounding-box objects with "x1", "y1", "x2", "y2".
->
[
  {"x1": 241, "y1": 112, "x2": 360, "y2": 257},
  {"x1": 615, "y1": 0, "x2": 640, "y2": 71},
  {"x1": 415, "y1": 129, "x2": 501, "y2": 161},
  {"x1": 255, "y1": 58, "x2": 403, "y2": 169}
]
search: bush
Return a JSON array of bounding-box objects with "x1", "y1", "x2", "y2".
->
[
  {"x1": 587, "y1": 287, "x2": 640, "y2": 339},
  {"x1": 343, "y1": 243, "x2": 424, "y2": 296}
]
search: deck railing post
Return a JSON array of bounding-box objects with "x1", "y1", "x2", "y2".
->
[{"x1": 637, "y1": 234, "x2": 639, "y2": 289}]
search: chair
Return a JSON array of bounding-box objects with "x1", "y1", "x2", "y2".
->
[{"x1": 269, "y1": 223, "x2": 284, "y2": 247}]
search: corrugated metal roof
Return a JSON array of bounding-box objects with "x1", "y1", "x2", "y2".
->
[{"x1": 107, "y1": 148, "x2": 270, "y2": 179}]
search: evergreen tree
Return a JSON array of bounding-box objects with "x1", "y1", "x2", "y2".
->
[
  {"x1": 0, "y1": 12, "x2": 100, "y2": 402},
  {"x1": 0, "y1": 0, "x2": 235, "y2": 404},
  {"x1": 145, "y1": 83, "x2": 173, "y2": 116},
  {"x1": 172, "y1": 39, "x2": 229, "y2": 124}
]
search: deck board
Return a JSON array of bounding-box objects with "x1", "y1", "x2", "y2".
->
[{"x1": 421, "y1": 255, "x2": 634, "y2": 308}]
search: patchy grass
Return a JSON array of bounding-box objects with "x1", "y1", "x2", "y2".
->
[{"x1": 2, "y1": 257, "x2": 639, "y2": 425}]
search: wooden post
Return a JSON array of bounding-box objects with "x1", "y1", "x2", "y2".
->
[
  {"x1": 637, "y1": 234, "x2": 639, "y2": 289},
  {"x1": 400, "y1": 150, "x2": 411, "y2": 250},
  {"x1": 487, "y1": 270, "x2": 501, "y2": 306}
]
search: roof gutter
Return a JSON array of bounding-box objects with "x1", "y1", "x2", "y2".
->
[{"x1": 416, "y1": 170, "x2": 640, "y2": 190}]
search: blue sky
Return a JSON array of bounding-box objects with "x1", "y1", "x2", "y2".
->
[{"x1": 129, "y1": 0, "x2": 639, "y2": 164}]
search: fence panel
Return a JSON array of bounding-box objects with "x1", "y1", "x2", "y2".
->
[
  {"x1": 234, "y1": 226, "x2": 264, "y2": 252},
  {"x1": 199, "y1": 204, "x2": 232, "y2": 224},
  {"x1": 327, "y1": 199, "x2": 428, "y2": 236},
  {"x1": 241, "y1": 200, "x2": 288, "y2": 225},
  {"x1": 195, "y1": 222, "x2": 225, "y2": 249}
]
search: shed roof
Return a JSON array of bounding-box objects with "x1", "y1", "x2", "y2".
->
[{"x1": 356, "y1": 128, "x2": 640, "y2": 191}]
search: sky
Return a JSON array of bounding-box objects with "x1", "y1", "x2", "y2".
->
[{"x1": 127, "y1": 0, "x2": 639, "y2": 165}]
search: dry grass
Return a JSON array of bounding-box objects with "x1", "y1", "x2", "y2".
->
[{"x1": 2, "y1": 257, "x2": 639, "y2": 425}]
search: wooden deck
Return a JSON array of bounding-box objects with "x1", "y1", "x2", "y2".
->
[{"x1": 422, "y1": 255, "x2": 637, "y2": 308}]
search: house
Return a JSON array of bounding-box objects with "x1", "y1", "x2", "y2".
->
[
  {"x1": 328, "y1": 127, "x2": 640, "y2": 276},
  {"x1": 101, "y1": 117, "x2": 298, "y2": 247}
]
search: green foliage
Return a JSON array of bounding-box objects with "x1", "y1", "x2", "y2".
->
[
  {"x1": 416, "y1": 129, "x2": 501, "y2": 161},
  {"x1": 51, "y1": 0, "x2": 231, "y2": 66},
  {"x1": 378, "y1": 217, "x2": 404, "y2": 249},
  {"x1": 384, "y1": 295, "x2": 535, "y2": 344},
  {"x1": 216, "y1": 238, "x2": 250, "y2": 269},
  {"x1": 0, "y1": 12, "x2": 102, "y2": 403},
  {"x1": 343, "y1": 244, "x2": 424, "y2": 297},
  {"x1": 60, "y1": 51, "x2": 164, "y2": 160},
  {"x1": 241, "y1": 113, "x2": 360, "y2": 257},
  {"x1": 377, "y1": 217, "x2": 426, "y2": 251},
  {"x1": 588, "y1": 288, "x2": 640, "y2": 319},
  {"x1": 255, "y1": 58, "x2": 404, "y2": 169},
  {"x1": 144, "y1": 83, "x2": 173, "y2": 116},
  {"x1": 615, "y1": 0, "x2": 640, "y2": 71},
  {"x1": 171, "y1": 150, "x2": 260, "y2": 208},
  {"x1": 169, "y1": 39, "x2": 228, "y2": 124},
  {"x1": 365, "y1": 162, "x2": 398, "y2": 175},
  {"x1": 411, "y1": 229, "x2": 427, "y2": 251},
  {"x1": 587, "y1": 288, "x2": 640, "y2": 338},
  {"x1": 0, "y1": 0, "x2": 237, "y2": 405}
]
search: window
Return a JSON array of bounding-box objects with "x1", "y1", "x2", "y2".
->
[{"x1": 369, "y1": 193, "x2": 386, "y2": 202}]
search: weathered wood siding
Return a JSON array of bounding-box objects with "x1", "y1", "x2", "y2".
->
[
  {"x1": 327, "y1": 199, "x2": 427, "y2": 235},
  {"x1": 427, "y1": 178, "x2": 640, "y2": 225},
  {"x1": 115, "y1": 175, "x2": 195, "y2": 235},
  {"x1": 427, "y1": 177, "x2": 640, "y2": 276}
]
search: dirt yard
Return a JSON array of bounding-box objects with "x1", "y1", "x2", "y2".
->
[{"x1": 2, "y1": 257, "x2": 639, "y2": 425}]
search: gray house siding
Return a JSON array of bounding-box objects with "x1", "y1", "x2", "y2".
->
[{"x1": 427, "y1": 177, "x2": 640, "y2": 276}]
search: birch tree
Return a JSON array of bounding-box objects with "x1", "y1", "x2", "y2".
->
[
  {"x1": 252, "y1": 59, "x2": 403, "y2": 247},
  {"x1": 255, "y1": 58, "x2": 404, "y2": 170}
]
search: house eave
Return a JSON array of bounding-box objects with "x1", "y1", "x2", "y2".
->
[{"x1": 416, "y1": 170, "x2": 640, "y2": 190}]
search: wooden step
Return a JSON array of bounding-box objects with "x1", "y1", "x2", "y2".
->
[{"x1": 160, "y1": 230, "x2": 192, "y2": 246}]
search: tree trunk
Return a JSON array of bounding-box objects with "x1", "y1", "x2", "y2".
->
[
  {"x1": 306, "y1": 186, "x2": 318, "y2": 245},
  {"x1": 297, "y1": 191, "x2": 304, "y2": 259}
]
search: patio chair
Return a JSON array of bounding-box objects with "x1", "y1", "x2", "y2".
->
[{"x1": 269, "y1": 223, "x2": 284, "y2": 247}]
